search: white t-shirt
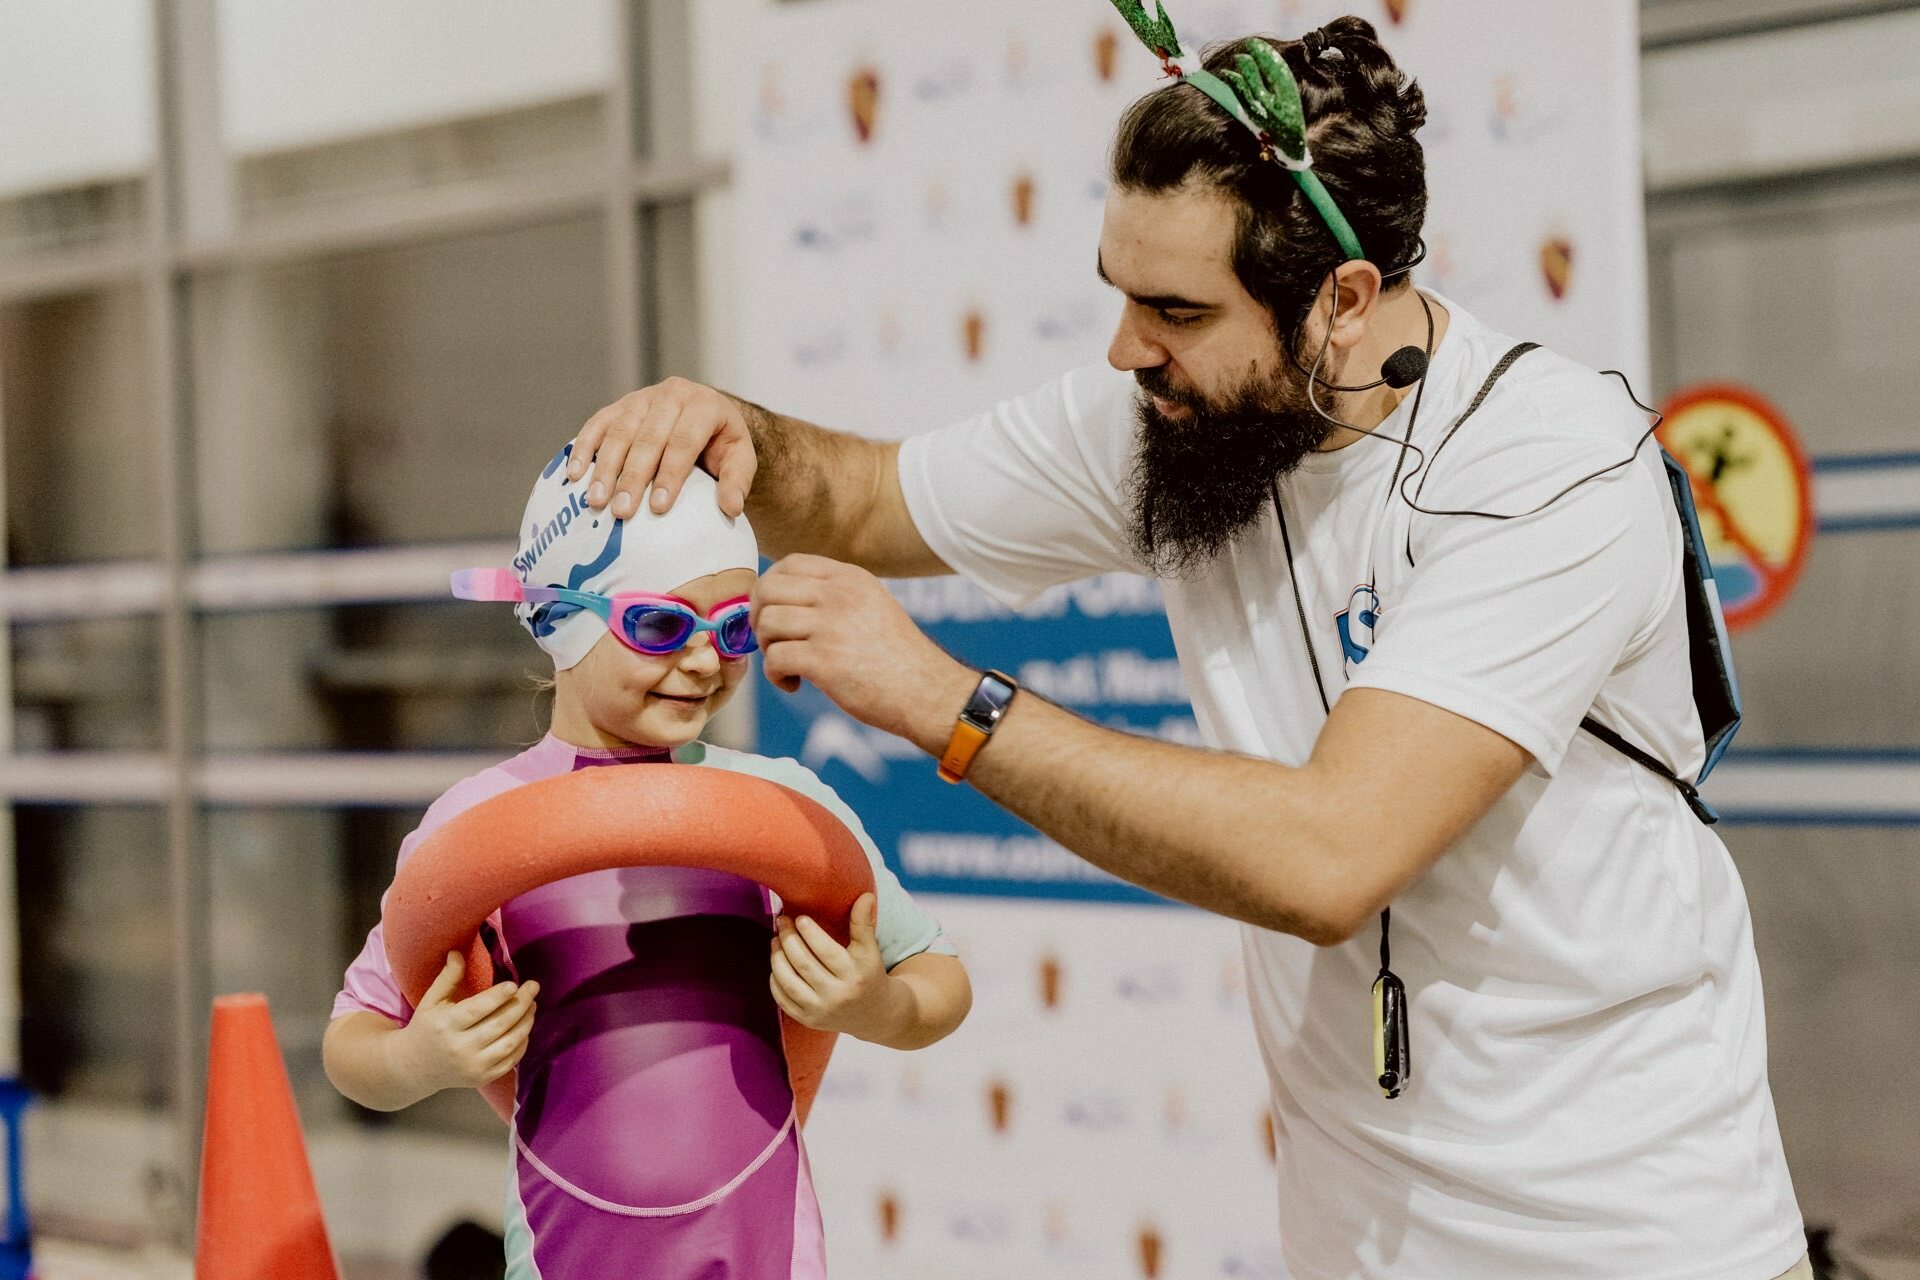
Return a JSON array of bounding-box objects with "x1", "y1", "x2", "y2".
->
[{"x1": 898, "y1": 297, "x2": 1802, "y2": 1280}]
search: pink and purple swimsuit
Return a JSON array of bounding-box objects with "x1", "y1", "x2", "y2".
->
[{"x1": 334, "y1": 735, "x2": 950, "y2": 1279}]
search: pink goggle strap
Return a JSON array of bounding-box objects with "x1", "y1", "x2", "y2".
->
[{"x1": 451, "y1": 568, "x2": 526, "y2": 602}]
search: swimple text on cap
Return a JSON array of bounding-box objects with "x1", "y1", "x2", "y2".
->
[{"x1": 514, "y1": 490, "x2": 592, "y2": 579}]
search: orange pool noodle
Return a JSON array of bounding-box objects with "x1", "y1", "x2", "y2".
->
[{"x1": 382, "y1": 765, "x2": 876, "y2": 1123}]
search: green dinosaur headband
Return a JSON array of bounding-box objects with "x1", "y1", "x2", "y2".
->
[{"x1": 1107, "y1": 0, "x2": 1366, "y2": 262}]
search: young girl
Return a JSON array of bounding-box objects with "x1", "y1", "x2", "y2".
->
[{"x1": 322, "y1": 447, "x2": 971, "y2": 1278}]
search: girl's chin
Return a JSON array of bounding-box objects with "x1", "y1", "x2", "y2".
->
[{"x1": 627, "y1": 702, "x2": 708, "y2": 744}]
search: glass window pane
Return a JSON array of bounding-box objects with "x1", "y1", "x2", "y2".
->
[
  {"x1": 16, "y1": 804, "x2": 171, "y2": 1105},
  {"x1": 208, "y1": 806, "x2": 353, "y2": 1122},
  {"x1": 216, "y1": 1, "x2": 611, "y2": 157},
  {"x1": 1, "y1": 288, "x2": 157, "y2": 565},
  {"x1": 9, "y1": 617, "x2": 163, "y2": 751},
  {"x1": 190, "y1": 217, "x2": 612, "y2": 556},
  {"x1": 221, "y1": 802, "x2": 500, "y2": 1138},
  {"x1": 201, "y1": 602, "x2": 547, "y2": 753},
  {"x1": 0, "y1": 3, "x2": 154, "y2": 200}
]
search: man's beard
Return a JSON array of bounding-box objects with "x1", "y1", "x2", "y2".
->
[{"x1": 1124, "y1": 360, "x2": 1334, "y2": 578}]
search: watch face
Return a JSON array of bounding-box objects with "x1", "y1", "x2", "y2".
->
[{"x1": 965, "y1": 671, "x2": 1017, "y2": 724}]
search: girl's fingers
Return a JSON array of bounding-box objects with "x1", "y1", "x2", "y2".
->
[
  {"x1": 449, "y1": 978, "x2": 522, "y2": 1029},
  {"x1": 776, "y1": 916, "x2": 834, "y2": 989},
  {"x1": 770, "y1": 951, "x2": 816, "y2": 1010},
  {"x1": 792, "y1": 915, "x2": 855, "y2": 981},
  {"x1": 421, "y1": 951, "x2": 465, "y2": 1007}
]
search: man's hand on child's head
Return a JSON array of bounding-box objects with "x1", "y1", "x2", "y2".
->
[
  {"x1": 568, "y1": 376, "x2": 759, "y2": 520},
  {"x1": 768, "y1": 894, "x2": 910, "y2": 1045},
  {"x1": 390, "y1": 951, "x2": 540, "y2": 1094}
]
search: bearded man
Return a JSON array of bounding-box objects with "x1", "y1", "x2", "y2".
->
[{"x1": 562, "y1": 17, "x2": 1805, "y2": 1280}]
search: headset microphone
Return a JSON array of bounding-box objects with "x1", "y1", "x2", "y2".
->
[{"x1": 1379, "y1": 345, "x2": 1428, "y2": 389}]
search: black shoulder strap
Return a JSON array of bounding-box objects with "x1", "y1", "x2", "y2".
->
[
  {"x1": 1580, "y1": 715, "x2": 1719, "y2": 825},
  {"x1": 1405, "y1": 342, "x2": 1539, "y2": 568},
  {"x1": 1397, "y1": 340, "x2": 1719, "y2": 826}
]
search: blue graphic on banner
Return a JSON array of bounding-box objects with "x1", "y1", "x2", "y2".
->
[{"x1": 754, "y1": 573, "x2": 1194, "y2": 904}]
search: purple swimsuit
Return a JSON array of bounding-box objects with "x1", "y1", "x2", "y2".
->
[
  {"x1": 335, "y1": 733, "x2": 950, "y2": 1278},
  {"x1": 498, "y1": 749, "x2": 825, "y2": 1277}
]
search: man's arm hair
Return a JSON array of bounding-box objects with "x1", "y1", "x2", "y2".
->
[{"x1": 734, "y1": 395, "x2": 951, "y2": 577}]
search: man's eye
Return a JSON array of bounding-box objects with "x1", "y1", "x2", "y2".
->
[{"x1": 1158, "y1": 310, "x2": 1202, "y2": 327}]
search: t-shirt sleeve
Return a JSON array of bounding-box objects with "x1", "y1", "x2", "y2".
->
[
  {"x1": 332, "y1": 919, "x2": 413, "y2": 1025},
  {"x1": 750, "y1": 756, "x2": 956, "y2": 969},
  {"x1": 330, "y1": 820, "x2": 435, "y2": 1026},
  {"x1": 898, "y1": 366, "x2": 1143, "y2": 611},
  {"x1": 1343, "y1": 443, "x2": 1679, "y2": 775},
  {"x1": 329, "y1": 771, "x2": 519, "y2": 1024}
]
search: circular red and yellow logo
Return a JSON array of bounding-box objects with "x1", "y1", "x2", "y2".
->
[{"x1": 1657, "y1": 384, "x2": 1812, "y2": 630}]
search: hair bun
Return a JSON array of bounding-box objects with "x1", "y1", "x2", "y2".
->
[{"x1": 1301, "y1": 28, "x2": 1345, "y2": 62}]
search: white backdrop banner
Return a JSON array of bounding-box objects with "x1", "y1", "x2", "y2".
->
[{"x1": 735, "y1": 3, "x2": 1645, "y2": 1277}]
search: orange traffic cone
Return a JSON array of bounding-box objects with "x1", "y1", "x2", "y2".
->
[{"x1": 196, "y1": 993, "x2": 340, "y2": 1280}]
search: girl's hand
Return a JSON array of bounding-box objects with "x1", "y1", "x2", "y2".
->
[
  {"x1": 389, "y1": 951, "x2": 539, "y2": 1094},
  {"x1": 769, "y1": 894, "x2": 907, "y2": 1044}
]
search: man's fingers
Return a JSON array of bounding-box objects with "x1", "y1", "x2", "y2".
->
[
  {"x1": 450, "y1": 978, "x2": 523, "y2": 1029},
  {"x1": 792, "y1": 915, "x2": 855, "y2": 980},
  {"x1": 609, "y1": 397, "x2": 690, "y2": 518},
  {"x1": 705, "y1": 436, "x2": 758, "y2": 518},
  {"x1": 766, "y1": 553, "x2": 845, "y2": 581},
  {"x1": 648, "y1": 406, "x2": 726, "y2": 514},
  {"x1": 750, "y1": 604, "x2": 814, "y2": 646},
  {"x1": 759, "y1": 639, "x2": 808, "y2": 694},
  {"x1": 751, "y1": 574, "x2": 824, "y2": 612},
  {"x1": 569, "y1": 402, "x2": 621, "y2": 483},
  {"x1": 421, "y1": 951, "x2": 465, "y2": 1007},
  {"x1": 584, "y1": 395, "x2": 647, "y2": 508}
]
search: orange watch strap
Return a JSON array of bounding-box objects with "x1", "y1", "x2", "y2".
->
[{"x1": 938, "y1": 719, "x2": 991, "y2": 784}]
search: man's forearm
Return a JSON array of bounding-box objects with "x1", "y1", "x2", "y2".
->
[
  {"x1": 732, "y1": 397, "x2": 890, "y2": 566},
  {"x1": 897, "y1": 664, "x2": 1359, "y2": 941},
  {"x1": 729, "y1": 395, "x2": 947, "y2": 576},
  {"x1": 889, "y1": 662, "x2": 1527, "y2": 944}
]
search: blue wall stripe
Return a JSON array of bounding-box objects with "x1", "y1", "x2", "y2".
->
[
  {"x1": 1720, "y1": 747, "x2": 1920, "y2": 763},
  {"x1": 1717, "y1": 812, "x2": 1920, "y2": 827},
  {"x1": 1811, "y1": 451, "x2": 1920, "y2": 472},
  {"x1": 1818, "y1": 513, "x2": 1920, "y2": 534}
]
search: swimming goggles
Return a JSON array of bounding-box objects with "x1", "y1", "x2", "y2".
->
[{"x1": 452, "y1": 568, "x2": 758, "y2": 660}]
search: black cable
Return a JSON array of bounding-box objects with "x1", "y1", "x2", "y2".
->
[
  {"x1": 1273, "y1": 475, "x2": 1395, "y2": 1057},
  {"x1": 1275, "y1": 278, "x2": 1668, "y2": 1100},
  {"x1": 1283, "y1": 239, "x2": 1429, "y2": 393},
  {"x1": 1294, "y1": 280, "x2": 1666, "y2": 533},
  {"x1": 1272, "y1": 482, "x2": 1332, "y2": 718}
]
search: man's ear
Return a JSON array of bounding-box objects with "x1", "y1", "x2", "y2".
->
[{"x1": 1328, "y1": 260, "x2": 1386, "y2": 354}]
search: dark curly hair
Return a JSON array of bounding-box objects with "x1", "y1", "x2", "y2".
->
[{"x1": 1109, "y1": 17, "x2": 1428, "y2": 350}]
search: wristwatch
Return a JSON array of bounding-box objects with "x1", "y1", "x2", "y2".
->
[{"x1": 937, "y1": 669, "x2": 1019, "y2": 783}]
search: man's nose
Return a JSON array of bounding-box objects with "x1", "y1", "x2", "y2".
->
[{"x1": 1107, "y1": 307, "x2": 1168, "y2": 373}]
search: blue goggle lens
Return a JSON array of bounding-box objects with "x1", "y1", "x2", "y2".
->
[
  {"x1": 621, "y1": 606, "x2": 696, "y2": 653},
  {"x1": 716, "y1": 607, "x2": 757, "y2": 657}
]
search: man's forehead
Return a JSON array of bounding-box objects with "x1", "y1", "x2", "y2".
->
[{"x1": 1098, "y1": 185, "x2": 1240, "y2": 299}]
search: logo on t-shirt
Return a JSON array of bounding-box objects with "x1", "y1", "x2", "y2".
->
[{"x1": 1335, "y1": 584, "x2": 1380, "y2": 674}]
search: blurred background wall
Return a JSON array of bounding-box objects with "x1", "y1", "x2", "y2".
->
[{"x1": 0, "y1": 0, "x2": 1916, "y2": 1276}]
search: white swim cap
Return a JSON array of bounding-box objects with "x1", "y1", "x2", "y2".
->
[{"x1": 511, "y1": 442, "x2": 759, "y2": 670}]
